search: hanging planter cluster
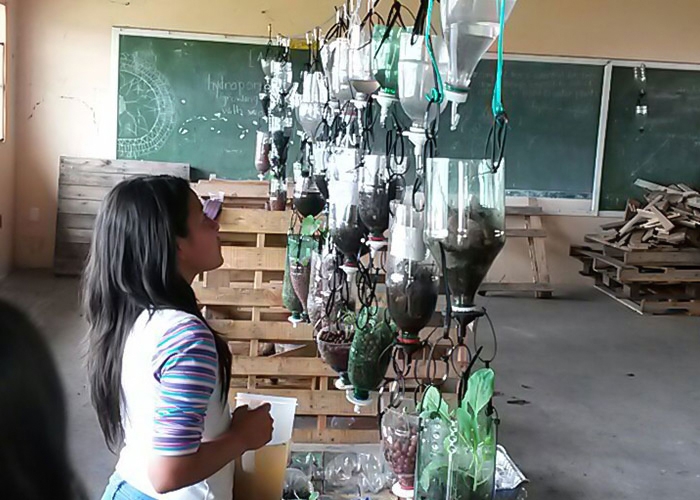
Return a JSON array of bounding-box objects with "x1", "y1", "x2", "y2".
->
[{"x1": 257, "y1": 4, "x2": 519, "y2": 494}]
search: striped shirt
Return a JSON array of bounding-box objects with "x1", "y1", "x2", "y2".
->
[
  {"x1": 152, "y1": 318, "x2": 219, "y2": 456},
  {"x1": 114, "y1": 309, "x2": 233, "y2": 499}
]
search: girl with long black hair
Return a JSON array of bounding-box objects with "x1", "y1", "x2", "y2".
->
[{"x1": 83, "y1": 176, "x2": 273, "y2": 499}]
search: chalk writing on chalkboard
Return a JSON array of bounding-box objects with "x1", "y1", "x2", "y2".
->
[{"x1": 117, "y1": 52, "x2": 177, "y2": 159}]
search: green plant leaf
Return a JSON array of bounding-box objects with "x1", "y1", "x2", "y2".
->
[
  {"x1": 300, "y1": 216, "x2": 322, "y2": 236},
  {"x1": 419, "y1": 386, "x2": 451, "y2": 421},
  {"x1": 461, "y1": 368, "x2": 495, "y2": 416},
  {"x1": 419, "y1": 461, "x2": 448, "y2": 493}
]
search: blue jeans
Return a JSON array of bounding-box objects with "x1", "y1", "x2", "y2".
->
[{"x1": 101, "y1": 473, "x2": 156, "y2": 500}]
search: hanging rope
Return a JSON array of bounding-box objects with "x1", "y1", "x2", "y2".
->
[
  {"x1": 487, "y1": 0, "x2": 509, "y2": 173},
  {"x1": 423, "y1": 0, "x2": 444, "y2": 105}
]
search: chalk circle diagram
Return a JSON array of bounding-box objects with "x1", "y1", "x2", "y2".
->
[{"x1": 117, "y1": 52, "x2": 177, "y2": 159}]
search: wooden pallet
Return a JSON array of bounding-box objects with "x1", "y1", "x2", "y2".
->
[
  {"x1": 191, "y1": 178, "x2": 293, "y2": 210},
  {"x1": 571, "y1": 245, "x2": 700, "y2": 315},
  {"x1": 480, "y1": 201, "x2": 553, "y2": 298},
  {"x1": 571, "y1": 246, "x2": 700, "y2": 284},
  {"x1": 54, "y1": 157, "x2": 190, "y2": 276},
  {"x1": 197, "y1": 205, "x2": 459, "y2": 444},
  {"x1": 584, "y1": 233, "x2": 700, "y2": 267}
]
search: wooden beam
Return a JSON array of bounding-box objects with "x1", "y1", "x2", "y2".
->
[
  {"x1": 193, "y1": 283, "x2": 283, "y2": 307},
  {"x1": 230, "y1": 356, "x2": 452, "y2": 380},
  {"x1": 58, "y1": 198, "x2": 103, "y2": 216},
  {"x1": 229, "y1": 388, "x2": 376, "y2": 417},
  {"x1": 60, "y1": 157, "x2": 189, "y2": 177},
  {"x1": 59, "y1": 184, "x2": 112, "y2": 202},
  {"x1": 292, "y1": 428, "x2": 380, "y2": 444},
  {"x1": 55, "y1": 227, "x2": 93, "y2": 244},
  {"x1": 219, "y1": 247, "x2": 286, "y2": 272},
  {"x1": 505, "y1": 228, "x2": 547, "y2": 238},
  {"x1": 56, "y1": 213, "x2": 96, "y2": 230},
  {"x1": 192, "y1": 179, "x2": 293, "y2": 199},
  {"x1": 505, "y1": 206, "x2": 543, "y2": 216},
  {"x1": 479, "y1": 282, "x2": 553, "y2": 293},
  {"x1": 217, "y1": 209, "x2": 290, "y2": 235},
  {"x1": 211, "y1": 320, "x2": 314, "y2": 342}
]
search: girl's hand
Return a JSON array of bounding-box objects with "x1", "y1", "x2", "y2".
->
[{"x1": 229, "y1": 404, "x2": 274, "y2": 452}]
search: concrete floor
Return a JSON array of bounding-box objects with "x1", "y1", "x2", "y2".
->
[{"x1": 1, "y1": 271, "x2": 699, "y2": 499}]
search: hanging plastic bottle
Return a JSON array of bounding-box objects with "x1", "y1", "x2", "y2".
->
[
  {"x1": 441, "y1": 0, "x2": 519, "y2": 130},
  {"x1": 371, "y1": 24, "x2": 404, "y2": 126},
  {"x1": 347, "y1": 308, "x2": 396, "y2": 406},
  {"x1": 386, "y1": 191, "x2": 439, "y2": 350},
  {"x1": 424, "y1": 158, "x2": 506, "y2": 320},
  {"x1": 397, "y1": 31, "x2": 448, "y2": 175},
  {"x1": 358, "y1": 154, "x2": 391, "y2": 255},
  {"x1": 348, "y1": 0, "x2": 381, "y2": 107},
  {"x1": 327, "y1": 147, "x2": 367, "y2": 276}
]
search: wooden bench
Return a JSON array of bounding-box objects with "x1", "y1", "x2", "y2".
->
[{"x1": 480, "y1": 201, "x2": 554, "y2": 298}]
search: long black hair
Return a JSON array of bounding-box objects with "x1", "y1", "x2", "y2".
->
[
  {"x1": 83, "y1": 175, "x2": 232, "y2": 452},
  {"x1": 0, "y1": 300, "x2": 85, "y2": 500}
]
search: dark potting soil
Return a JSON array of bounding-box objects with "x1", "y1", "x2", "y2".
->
[
  {"x1": 294, "y1": 192, "x2": 325, "y2": 217},
  {"x1": 255, "y1": 143, "x2": 271, "y2": 176},
  {"x1": 334, "y1": 223, "x2": 366, "y2": 262},
  {"x1": 289, "y1": 264, "x2": 311, "y2": 309},
  {"x1": 358, "y1": 188, "x2": 390, "y2": 236},
  {"x1": 269, "y1": 192, "x2": 287, "y2": 211},
  {"x1": 439, "y1": 243, "x2": 503, "y2": 308},
  {"x1": 317, "y1": 338, "x2": 351, "y2": 374},
  {"x1": 386, "y1": 264, "x2": 439, "y2": 335},
  {"x1": 282, "y1": 263, "x2": 303, "y2": 315},
  {"x1": 428, "y1": 207, "x2": 505, "y2": 308},
  {"x1": 315, "y1": 174, "x2": 329, "y2": 200},
  {"x1": 272, "y1": 130, "x2": 290, "y2": 164}
]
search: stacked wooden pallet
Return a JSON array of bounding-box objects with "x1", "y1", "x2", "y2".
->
[
  {"x1": 54, "y1": 157, "x2": 189, "y2": 275},
  {"x1": 196, "y1": 205, "x2": 457, "y2": 444},
  {"x1": 571, "y1": 179, "x2": 700, "y2": 315}
]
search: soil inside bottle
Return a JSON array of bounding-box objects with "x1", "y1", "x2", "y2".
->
[
  {"x1": 317, "y1": 336, "x2": 351, "y2": 375},
  {"x1": 386, "y1": 265, "x2": 438, "y2": 336},
  {"x1": 269, "y1": 192, "x2": 287, "y2": 211},
  {"x1": 294, "y1": 192, "x2": 325, "y2": 217},
  {"x1": 289, "y1": 264, "x2": 311, "y2": 310},
  {"x1": 255, "y1": 143, "x2": 271, "y2": 175},
  {"x1": 429, "y1": 207, "x2": 504, "y2": 308},
  {"x1": 314, "y1": 174, "x2": 329, "y2": 200},
  {"x1": 358, "y1": 188, "x2": 390, "y2": 237},
  {"x1": 334, "y1": 223, "x2": 366, "y2": 262}
]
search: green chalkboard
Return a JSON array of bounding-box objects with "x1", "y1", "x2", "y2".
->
[
  {"x1": 117, "y1": 34, "x2": 605, "y2": 195},
  {"x1": 436, "y1": 59, "x2": 604, "y2": 199},
  {"x1": 116, "y1": 34, "x2": 307, "y2": 180},
  {"x1": 601, "y1": 67, "x2": 700, "y2": 211}
]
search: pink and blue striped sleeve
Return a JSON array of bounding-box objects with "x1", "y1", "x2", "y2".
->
[{"x1": 151, "y1": 317, "x2": 219, "y2": 456}]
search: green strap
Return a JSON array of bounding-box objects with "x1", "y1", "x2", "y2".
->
[
  {"x1": 424, "y1": 0, "x2": 444, "y2": 104},
  {"x1": 491, "y1": 0, "x2": 507, "y2": 117}
]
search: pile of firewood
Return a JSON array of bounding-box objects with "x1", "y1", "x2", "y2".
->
[{"x1": 597, "y1": 179, "x2": 700, "y2": 250}]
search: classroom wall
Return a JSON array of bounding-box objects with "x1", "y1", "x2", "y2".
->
[
  {"x1": 12, "y1": 0, "x2": 700, "y2": 279},
  {"x1": 0, "y1": 0, "x2": 16, "y2": 279}
]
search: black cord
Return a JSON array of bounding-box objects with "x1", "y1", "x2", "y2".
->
[
  {"x1": 485, "y1": 112, "x2": 508, "y2": 173},
  {"x1": 473, "y1": 310, "x2": 498, "y2": 364},
  {"x1": 439, "y1": 242, "x2": 452, "y2": 339}
]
